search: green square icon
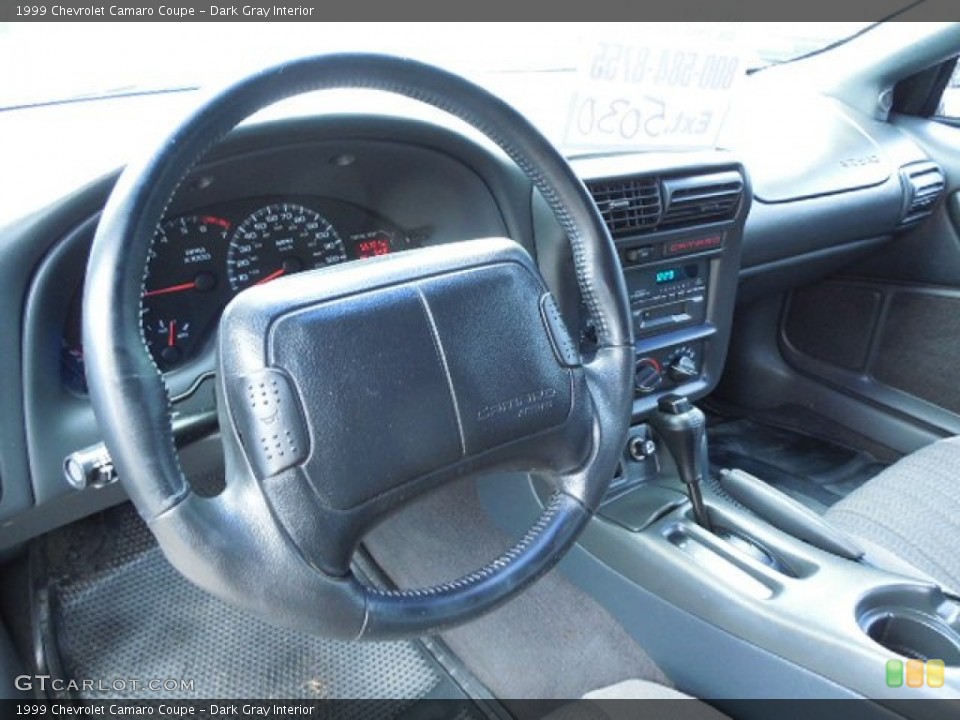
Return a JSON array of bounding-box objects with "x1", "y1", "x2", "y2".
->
[{"x1": 886, "y1": 659, "x2": 904, "y2": 687}]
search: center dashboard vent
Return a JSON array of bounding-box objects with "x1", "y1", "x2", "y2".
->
[
  {"x1": 899, "y1": 161, "x2": 946, "y2": 226},
  {"x1": 586, "y1": 170, "x2": 744, "y2": 238},
  {"x1": 586, "y1": 177, "x2": 662, "y2": 238},
  {"x1": 659, "y1": 171, "x2": 744, "y2": 230}
]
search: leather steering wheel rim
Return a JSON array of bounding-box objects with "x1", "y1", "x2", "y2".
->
[{"x1": 83, "y1": 53, "x2": 634, "y2": 640}]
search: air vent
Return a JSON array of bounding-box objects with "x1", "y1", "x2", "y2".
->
[
  {"x1": 900, "y1": 162, "x2": 945, "y2": 226},
  {"x1": 586, "y1": 177, "x2": 661, "y2": 238},
  {"x1": 659, "y1": 171, "x2": 744, "y2": 230}
]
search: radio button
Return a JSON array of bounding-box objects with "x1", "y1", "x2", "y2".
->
[{"x1": 625, "y1": 246, "x2": 656, "y2": 264}]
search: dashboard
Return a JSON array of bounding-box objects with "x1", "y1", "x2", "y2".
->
[{"x1": 0, "y1": 89, "x2": 944, "y2": 549}]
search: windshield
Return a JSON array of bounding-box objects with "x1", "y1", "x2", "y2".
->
[{"x1": 1, "y1": 21, "x2": 875, "y2": 110}]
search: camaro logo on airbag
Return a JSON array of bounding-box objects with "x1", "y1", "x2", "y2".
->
[{"x1": 477, "y1": 388, "x2": 557, "y2": 422}]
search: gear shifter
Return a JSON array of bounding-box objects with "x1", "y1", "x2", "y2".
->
[{"x1": 649, "y1": 394, "x2": 713, "y2": 531}]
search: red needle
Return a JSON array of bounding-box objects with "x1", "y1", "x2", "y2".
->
[
  {"x1": 143, "y1": 281, "x2": 196, "y2": 298},
  {"x1": 168, "y1": 320, "x2": 176, "y2": 348},
  {"x1": 256, "y1": 268, "x2": 286, "y2": 286}
]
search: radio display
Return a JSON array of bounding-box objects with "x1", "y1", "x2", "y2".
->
[{"x1": 655, "y1": 264, "x2": 698, "y2": 285}]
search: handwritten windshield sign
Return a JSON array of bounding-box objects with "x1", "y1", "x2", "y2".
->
[{"x1": 565, "y1": 25, "x2": 748, "y2": 150}]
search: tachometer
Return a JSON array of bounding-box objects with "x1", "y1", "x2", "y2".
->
[
  {"x1": 142, "y1": 214, "x2": 230, "y2": 370},
  {"x1": 226, "y1": 203, "x2": 346, "y2": 292}
]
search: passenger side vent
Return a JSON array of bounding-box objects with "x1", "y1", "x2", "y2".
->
[
  {"x1": 659, "y1": 171, "x2": 744, "y2": 230},
  {"x1": 586, "y1": 177, "x2": 662, "y2": 238},
  {"x1": 900, "y1": 161, "x2": 946, "y2": 226}
]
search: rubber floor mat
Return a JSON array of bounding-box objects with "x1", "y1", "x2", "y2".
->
[
  {"x1": 37, "y1": 503, "x2": 488, "y2": 714},
  {"x1": 707, "y1": 416, "x2": 888, "y2": 514}
]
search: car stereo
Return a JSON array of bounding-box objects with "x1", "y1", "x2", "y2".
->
[
  {"x1": 571, "y1": 155, "x2": 749, "y2": 416},
  {"x1": 611, "y1": 224, "x2": 738, "y2": 404},
  {"x1": 625, "y1": 260, "x2": 708, "y2": 338}
]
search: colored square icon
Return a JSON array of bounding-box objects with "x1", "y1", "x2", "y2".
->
[
  {"x1": 886, "y1": 659, "x2": 904, "y2": 687},
  {"x1": 906, "y1": 659, "x2": 924, "y2": 688},
  {"x1": 927, "y1": 659, "x2": 945, "y2": 688}
]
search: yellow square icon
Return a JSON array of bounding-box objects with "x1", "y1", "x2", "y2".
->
[
  {"x1": 927, "y1": 659, "x2": 945, "y2": 688},
  {"x1": 906, "y1": 659, "x2": 924, "y2": 688}
]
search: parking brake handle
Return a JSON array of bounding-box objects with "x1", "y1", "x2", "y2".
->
[{"x1": 718, "y1": 468, "x2": 865, "y2": 560}]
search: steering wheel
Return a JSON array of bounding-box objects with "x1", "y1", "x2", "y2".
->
[{"x1": 83, "y1": 54, "x2": 634, "y2": 640}]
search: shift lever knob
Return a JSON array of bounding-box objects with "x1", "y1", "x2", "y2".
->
[{"x1": 650, "y1": 394, "x2": 712, "y2": 530}]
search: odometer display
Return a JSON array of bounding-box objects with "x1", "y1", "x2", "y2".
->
[
  {"x1": 356, "y1": 236, "x2": 391, "y2": 258},
  {"x1": 226, "y1": 203, "x2": 346, "y2": 292}
]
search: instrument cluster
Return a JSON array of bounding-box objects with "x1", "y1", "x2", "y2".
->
[{"x1": 63, "y1": 196, "x2": 414, "y2": 393}]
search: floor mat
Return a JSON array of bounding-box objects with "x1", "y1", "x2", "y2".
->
[
  {"x1": 707, "y1": 414, "x2": 889, "y2": 514},
  {"x1": 36, "y1": 503, "x2": 491, "y2": 715},
  {"x1": 364, "y1": 476, "x2": 670, "y2": 707}
]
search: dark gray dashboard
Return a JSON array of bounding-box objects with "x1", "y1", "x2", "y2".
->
[
  {"x1": 727, "y1": 92, "x2": 936, "y2": 302},
  {"x1": 0, "y1": 97, "x2": 937, "y2": 549}
]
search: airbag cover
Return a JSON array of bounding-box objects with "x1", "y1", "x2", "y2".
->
[{"x1": 221, "y1": 241, "x2": 575, "y2": 512}]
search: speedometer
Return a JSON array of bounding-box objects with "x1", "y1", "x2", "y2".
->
[{"x1": 226, "y1": 203, "x2": 346, "y2": 292}]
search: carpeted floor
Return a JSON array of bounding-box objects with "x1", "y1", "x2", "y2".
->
[
  {"x1": 364, "y1": 475, "x2": 670, "y2": 706},
  {"x1": 706, "y1": 409, "x2": 889, "y2": 515}
]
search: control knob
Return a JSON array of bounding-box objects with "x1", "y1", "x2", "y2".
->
[
  {"x1": 635, "y1": 358, "x2": 663, "y2": 394},
  {"x1": 667, "y1": 347, "x2": 699, "y2": 384}
]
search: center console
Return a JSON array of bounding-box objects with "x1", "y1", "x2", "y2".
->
[
  {"x1": 573, "y1": 152, "x2": 749, "y2": 418},
  {"x1": 482, "y1": 413, "x2": 960, "y2": 713},
  {"x1": 484, "y1": 151, "x2": 960, "y2": 714}
]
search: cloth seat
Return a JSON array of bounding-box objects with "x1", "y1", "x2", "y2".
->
[{"x1": 826, "y1": 436, "x2": 960, "y2": 595}]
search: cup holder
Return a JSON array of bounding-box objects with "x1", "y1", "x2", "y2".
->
[{"x1": 858, "y1": 586, "x2": 960, "y2": 665}]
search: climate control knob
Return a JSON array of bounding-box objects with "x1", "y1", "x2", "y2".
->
[
  {"x1": 668, "y1": 354, "x2": 698, "y2": 384},
  {"x1": 635, "y1": 359, "x2": 663, "y2": 394}
]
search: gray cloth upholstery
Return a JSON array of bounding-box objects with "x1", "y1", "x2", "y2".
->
[
  {"x1": 826, "y1": 436, "x2": 960, "y2": 594},
  {"x1": 544, "y1": 680, "x2": 730, "y2": 720},
  {"x1": 364, "y1": 476, "x2": 671, "y2": 700}
]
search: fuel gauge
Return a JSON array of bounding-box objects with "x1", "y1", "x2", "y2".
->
[{"x1": 145, "y1": 316, "x2": 193, "y2": 369}]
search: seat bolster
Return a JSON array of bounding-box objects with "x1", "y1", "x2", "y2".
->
[{"x1": 826, "y1": 436, "x2": 960, "y2": 595}]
